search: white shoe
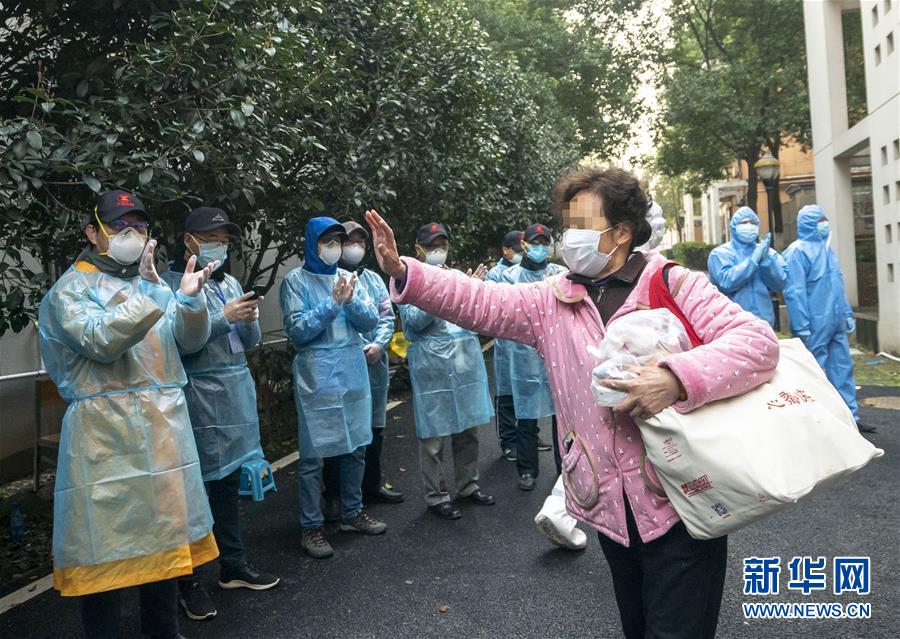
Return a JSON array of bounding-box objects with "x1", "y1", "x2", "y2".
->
[{"x1": 534, "y1": 476, "x2": 587, "y2": 550}]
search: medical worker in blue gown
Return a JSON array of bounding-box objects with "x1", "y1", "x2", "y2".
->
[
  {"x1": 161, "y1": 207, "x2": 279, "y2": 622},
  {"x1": 322, "y1": 220, "x2": 403, "y2": 517},
  {"x1": 280, "y1": 217, "x2": 388, "y2": 560},
  {"x1": 708, "y1": 206, "x2": 787, "y2": 328},
  {"x1": 486, "y1": 230, "x2": 523, "y2": 461},
  {"x1": 399, "y1": 222, "x2": 496, "y2": 521},
  {"x1": 502, "y1": 224, "x2": 565, "y2": 492},
  {"x1": 783, "y1": 205, "x2": 876, "y2": 434},
  {"x1": 38, "y1": 190, "x2": 219, "y2": 639}
]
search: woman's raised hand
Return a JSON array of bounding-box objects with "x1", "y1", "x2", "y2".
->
[{"x1": 365, "y1": 209, "x2": 406, "y2": 280}]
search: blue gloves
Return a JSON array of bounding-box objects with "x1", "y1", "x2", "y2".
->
[
  {"x1": 752, "y1": 233, "x2": 772, "y2": 264},
  {"x1": 847, "y1": 316, "x2": 856, "y2": 333}
]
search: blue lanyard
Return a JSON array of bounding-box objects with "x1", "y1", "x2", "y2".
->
[{"x1": 210, "y1": 281, "x2": 227, "y2": 305}]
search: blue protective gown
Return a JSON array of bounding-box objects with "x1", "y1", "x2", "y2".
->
[
  {"x1": 501, "y1": 260, "x2": 566, "y2": 419},
  {"x1": 280, "y1": 218, "x2": 379, "y2": 459},
  {"x1": 38, "y1": 257, "x2": 217, "y2": 596},
  {"x1": 355, "y1": 267, "x2": 395, "y2": 429},
  {"x1": 707, "y1": 207, "x2": 787, "y2": 327},
  {"x1": 485, "y1": 260, "x2": 513, "y2": 396},
  {"x1": 783, "y1": 205, "x2": 859, "y2": 420},
  {"x1": 161, "y1": 267, "x2": 264, "y2": 481},
  {"x1": 399, "y1": 276, "x2": 494, "y2": 439}
]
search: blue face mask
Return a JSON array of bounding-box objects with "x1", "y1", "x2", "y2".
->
[
  {"x1": 198, "y1": 242, "x2": 228, "y2": 267},
  {"x1": 525, "y1": 243, "x2": 550, "y2": 263},
  {"x1": 734, "y1": 224, "x2": 759, "y2": 243},
  {"x1": 817, "y1": 221, "x2": 829, "y2": 239}
]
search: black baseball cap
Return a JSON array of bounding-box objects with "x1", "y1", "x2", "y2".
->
[
  {"x1": 185, "y1": 207, "x2": 240, "y2": 237},
  {"x1": 524, "y1": 223, "x2": 552, "y2": 242},
  {"x1": 417, "y1": 222, "x2": 449, "y2": 246},
  {"x1": 502, "y1": 230, "x2": 524, "y2": 249},
  {"x1": 92, "y1": 190, "x2": 149, "y2": 225},
  {"x1": 342, "y1": 221, "x2": 369, "y2": 240}
]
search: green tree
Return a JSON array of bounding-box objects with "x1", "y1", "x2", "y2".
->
[
  {"x1": 0, "y1": 0, "x2": 578, "y2": 334},
  {"x1": 655, "y1": 0, "x2": 810, "y2": 224}
]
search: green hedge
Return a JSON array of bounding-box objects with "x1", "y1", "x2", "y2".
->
[{"x1": 662, "y1": 242, "x2": 717, "y2": 272}]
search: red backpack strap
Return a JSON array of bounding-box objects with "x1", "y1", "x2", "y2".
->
[{"x1": 648, "y1": 261, "x2": 703, "y2": 348}]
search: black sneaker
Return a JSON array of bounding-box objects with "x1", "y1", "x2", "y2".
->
[
  {"x1": 301, "y1": 527, "x2": 334, "y2": 559},
  {"x1": 518, "y1": 474, "x2": 536, "y2": 491},
  {"x1": 537, "y1": 439, "x2": 552, "y2": 452},
  {"x1": 179, "y1": 579, "x2": 217, "y2": 621},
  {"x1": 218, "y1": 564, "x2": 280, "y2": 591},
  {"x1": 339, "y1": 509, "x2": 387, "y2": 535},
  {"x1": 857, "y1": 422, "x2": 877, "y2": 434},
  {"x1": 502, "y1": 447, "x2": 518, "y2": 462}
]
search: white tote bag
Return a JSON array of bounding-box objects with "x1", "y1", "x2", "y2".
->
[{"x1": 638, "y1": 339, "x2": 884, "y2": 540}]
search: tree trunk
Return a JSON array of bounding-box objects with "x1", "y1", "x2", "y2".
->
[
  {"x1": 770, "y1": 146, "x2": 784, "y2": 249},
  {"x1": 745, "y1": 158, "x2": 758, "y2": 214}
]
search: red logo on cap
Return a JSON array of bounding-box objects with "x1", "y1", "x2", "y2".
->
[
  {"x1": 431, "y1": 224, "x2": 438, "y2": 232},
  {"x1": 536, "y1": 225, "x2": 544, "y2": 233},
  {"x1": 117, "y1": 194, "x2": 134, "y2": 207}
]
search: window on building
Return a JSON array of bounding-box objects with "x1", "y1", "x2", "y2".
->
[
  {"x1": 873, "y1": 5, "x2": 879, "y2": 25},
  {"x1": 883, "y1": 146, "x2": 890, "y2": 164},
  {"x1": 886, "y1": 0, "x2": 892, "y2": 14},
  {"x1": 889, "y1": 264, "x2": 895, "y2": 284},
  {"x1": 894, "y1": 138, "x2": 900, "y2": 159},
  {"x1": 875, "y1": 44, "x2": 882, "y2": 65},
  {"x1": 896, "y1": 180, "x2": 900, "y2": 200},
  {"x1": 885, "y1": 185, "x2": 892, "y2": 204},
  {"x1": 842, "y1": 9, "x2": 868, "y2": 126},
  {"x1": 888, "y1": 224, "x2": 894, "y2": 243},
  {"x1": 888, "y1": 32, "x2": 895, "y2": 55}
]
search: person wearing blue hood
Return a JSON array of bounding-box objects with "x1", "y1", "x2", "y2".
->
[
  {"x1": 783, "y1": 205, "x2": 876, "y2": 434},
  {"x1": 708, "y1": 206, "x2": 787, "y2": 327},
  {"x1": 280, "y1": 217, "x2": 388, "y2": 559},
  {"x1": 486, "y1": 230, "x2": 524, "y2": 462},
  {"x1": 502, "y1": 224, "x2": 565, "y2": 491}
]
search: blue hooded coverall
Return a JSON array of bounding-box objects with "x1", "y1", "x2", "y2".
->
[
  {"x1": 707, "y1": 207, "x2": 787, "y2": 328},
  {"x1": 782, "y1": 205, "x2": 859, "y2": 421}
]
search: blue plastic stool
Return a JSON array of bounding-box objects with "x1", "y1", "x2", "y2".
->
[{"x1": 238, "y1": 459, "x2": 276, "y2": 501}]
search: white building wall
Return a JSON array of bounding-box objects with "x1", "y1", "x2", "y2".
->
[{"x1": 803, "y1": 0, "x2": 900, "y2": 353}]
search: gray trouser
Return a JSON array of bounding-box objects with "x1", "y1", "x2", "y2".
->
[{"x1": 418, "y1": 427, "x2": 480, "y2": 506}]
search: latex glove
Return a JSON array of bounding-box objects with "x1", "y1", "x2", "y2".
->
[
  {"x1": 331, "y1": 273, "x2": 358, "y2": 304},
  {"x1": 751, "y1": 235, "x2": 770, "y2": 264},
  {"x1": 139, "y1": 239, "x2": 162, "y2": 285},
  {"x1": 363, "y1": 343, "x2": 383, "y2": 365},
  {"x1": 179, "y1": 255, "x2": 220, "y2": 297},
  {"x1": 847, "y1": 316, "x2": 856, "y2": 333},
  {"x1": 224, "y1": 292, "x2": 258, "y2": 323}
]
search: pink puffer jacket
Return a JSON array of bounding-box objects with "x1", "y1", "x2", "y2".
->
[{"x1": 391, "y1": 252, "x2": 779, "y2": 545}]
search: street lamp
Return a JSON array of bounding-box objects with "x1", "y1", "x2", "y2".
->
[
  {"x1": 754, "y1": 153, "x2": 780, "y2": 236},
  {"x1": 753, "y1": 152, "x2": 782, "y2": 331}
]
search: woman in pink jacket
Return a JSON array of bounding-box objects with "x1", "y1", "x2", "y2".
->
[{"x1": 365, "y1": 167, "x2": 779, "y2": 639}]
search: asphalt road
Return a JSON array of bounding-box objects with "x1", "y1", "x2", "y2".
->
[{"x1": 1, "y1": 384, "x2": 897, "y2": 639}]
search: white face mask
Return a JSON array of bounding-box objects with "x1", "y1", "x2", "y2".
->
[
  {"x1": 319, "y1": 242, "x2": 342, "y2": 266},
  {"x1": 425, "y1": 249, "x2": 448, "y2": 266},
  {"x1": 107, "y1": 228, "x2": 147, "y2": 265},
  {"x1": 342, "y1": 244, "x2": 366, "y2": 266},
  {"x1": 560, "y1": 227, "x2": 619, "y2": 278},
  {"x1": 509, "y1": 252, "x2": 523, "y2": 265}
]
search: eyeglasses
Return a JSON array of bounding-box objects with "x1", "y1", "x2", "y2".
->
[{"x1": 106, "y1": 219, "x2": 150, "y2": 233}]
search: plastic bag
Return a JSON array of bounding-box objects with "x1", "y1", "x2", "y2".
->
[{"x1": 588, "y1": 308, "x2": 691, "y2": 406}]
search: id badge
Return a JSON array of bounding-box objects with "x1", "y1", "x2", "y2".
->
[{"x1": 228, "y1": 328, "x2": 245, "y2": 354}]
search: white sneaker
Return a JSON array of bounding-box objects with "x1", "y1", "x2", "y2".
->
[{"x1": 534, "y1": 476, "x2": 587, "y2": 551}]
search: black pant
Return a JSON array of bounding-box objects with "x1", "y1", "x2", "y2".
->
[
  {"x1": 79, "y1": 578, "x2": 179, "y2": 639},
  {"x1": 597, "y1": 501, "x2": 727, "y2": 639},
  {"x1": 516, "y1": 415, "x2": 561, "y2": 478},
  {"x1": 495, "y1": 394, "x2": 517, "y2": 450},
  {"x1": 362, "y1": 427, "x2": 384, "y2": 495},
  {"x1": 207, "y1": 468, "x2": 245, "y2": 572}
]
